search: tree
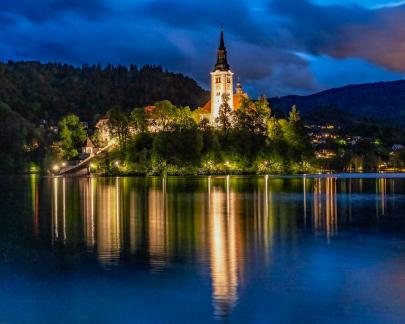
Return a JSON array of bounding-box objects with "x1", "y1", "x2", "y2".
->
[
  {"x1": 130, "y1": 108, "x2": 148, "y2": 133},
  {"x1": 235, "y1": 96, "x2": 270, "y2": 134},
  {"x1": 174, "y1": 106, "x2": 196, "y2": 130},
  {"x1": 279, "y1": 106, "x2": 313, "y2": 161},
  {"x1": 153, "y1": 126, "x2": 203, "y2": 165},
  {"x1": 149, "y1": 100, "x2": 179, "y2": 131},
  {"x1": 58, "y1": 114, "x2": 86, "y2": 159},
  {"x1": 288, "y1": 105, "x2": 300, "y2": 124},
  {"x1": 267, "y1": 116, "x2": 282, "y2": 143},
  {"x1": 108, "y1": 106, "x2": 130, "y2": 150},
  {"x1": 215, "y1": 93, "x2": 233, "y2": 131}
]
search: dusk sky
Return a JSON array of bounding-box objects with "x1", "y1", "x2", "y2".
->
[{"x1": 1, "y1": 0, "x2": 405, "y2": 97}]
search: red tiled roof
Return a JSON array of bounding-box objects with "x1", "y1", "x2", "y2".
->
[
  {"x1": 144, "y1": 105, "x2": 156, "y2": 114},
  {"x1": 83, "y1": 137, "x2": 95, "y2": 148},
  {"x1": 202, "y1": 94, "x2": 246, "y2": 113}
]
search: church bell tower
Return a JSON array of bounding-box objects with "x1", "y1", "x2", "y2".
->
[{"x1": 210, "y1": 26, "x2": 234, "y2": 122}]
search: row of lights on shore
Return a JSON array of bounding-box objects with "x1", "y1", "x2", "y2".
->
[
  {"x1": 52, "y1": 160, "x2": 121, "y2": 173},
  {"x1": 52, "y1": 162, "x2": 67, "y2": 172}
]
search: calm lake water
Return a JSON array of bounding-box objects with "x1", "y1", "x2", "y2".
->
[{"x1": 1, "y1": 175, "x2": 405, "y2": 323}]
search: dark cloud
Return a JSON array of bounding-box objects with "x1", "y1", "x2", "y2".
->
[
  {"x1": 0, "y1": 0, "x2": 108, "y2": 23},
  {"x1": 138, "y1": 0, "x2": 271, "y2": 45},
  {"x1": 270, "y1": 0, "x2": 405, "y2": 73}
]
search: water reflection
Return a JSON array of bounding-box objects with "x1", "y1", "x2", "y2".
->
[
  {"x1": 148, "y1": 177, "x2": 169, "y2": 271},
  {"x1": 312, "y1": 178, "x2": 337, "y2": 240},
  {"x1": 96, "y1": 177, "x2": 122, "y2": 266},
  {"x1": 34, "y1": 175, "x2": 405, "y2": 318},
  {"x1": 209, "y1": 176, "x2": 241, "y2": 316}
]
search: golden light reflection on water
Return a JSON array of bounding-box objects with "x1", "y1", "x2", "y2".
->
[
  {"x1": 209, "y1": 176, "x2": 240, "y2": 316},
  {"x1": 312, "y1": 178, "x2": 338, "y2": 240},
  {"x1": 44, "y1": 175, "x2": 401, "y2": 316},
  {"x1": 30, "y1": 174, "x2": 39, "y2": 238},
  {"x1": 82, "y1": 177, "x2": 96, "y2": 248},
  {"x1": 148, "y1": 177, "x2": 169, "y2": 271},
  {"x1": 96, "y1": 177, "x2": 122, "y2": 266}
]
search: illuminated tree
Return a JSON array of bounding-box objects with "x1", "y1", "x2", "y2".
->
[
  {"x1": 58, "y1": 114, "x2": 86, "y2": 159},
  {"x1": 215, "y1": 93, "x2": 233, "y2": 131},
  {"x1": 108, "y1": 105, "x2": 130, "y2": 150}
]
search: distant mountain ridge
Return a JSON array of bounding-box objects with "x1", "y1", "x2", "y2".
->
[{"x1": 270, "y1": 80, "x2": 405, "y2": 125}]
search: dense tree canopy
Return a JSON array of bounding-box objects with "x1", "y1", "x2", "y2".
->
[
  {"x1": 0, "y1": 61, "x2": 209, "y2": 124},
  {"x1": 56, "y1": 114, "x2": 87, "y2": 160}
]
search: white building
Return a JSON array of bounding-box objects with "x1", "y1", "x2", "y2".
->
[{"x1": 202, "y1": 27, "x2": 248, "y2": 123}]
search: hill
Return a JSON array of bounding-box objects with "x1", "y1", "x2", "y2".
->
[
  {"x1": 0, "y1": 61, "x2": 209, "y2": 124},
  {"x1": 270, "y1": 80, "x2": 405, "y2": 125}
]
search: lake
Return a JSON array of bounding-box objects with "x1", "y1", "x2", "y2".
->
[{"x1": 1, "y1": 175, "x2": 405, "y2": 323}]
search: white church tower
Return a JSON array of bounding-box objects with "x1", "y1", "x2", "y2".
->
[{"x1": 210, "y1": 27, "x2": 234, "y2": 122}]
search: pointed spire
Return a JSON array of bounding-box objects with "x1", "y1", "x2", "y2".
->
[
  {"x1": 236, "y1": 77, "x2": 243, "y2": 94},
  {"x1": 214, "y1": 24, "x2": 230, "y2": 71},
  {"x1": 219, "y1": 23, "x2": 225, "y2": 50}
]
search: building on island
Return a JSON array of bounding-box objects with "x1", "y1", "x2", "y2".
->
[
  {"x1": 94, "y1": 26, "x2": 248, "y2": 143},
  {"x1": 82, "y1": 137, "x2": 95, "y2": 155},
  {"x1": 201, "y1": 27, "x2": 249, "y2": 123}
]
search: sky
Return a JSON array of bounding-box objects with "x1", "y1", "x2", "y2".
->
[{"x1": 1, "y1": 0, "x2": 405, "y2": 97}]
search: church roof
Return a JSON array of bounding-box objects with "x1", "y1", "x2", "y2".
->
[
  {"x1": 213, "y1": 27, "x2": 230, "y2": 72},
  {"x1": 83, "y1": 137, "x2": 95, "y2": 148}
]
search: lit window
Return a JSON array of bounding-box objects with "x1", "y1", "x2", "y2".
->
[
  {"x1": 216, "y1": 77, "x2": 221, "y2": 84},
  {"x1": 227, "y1": 77, "x2": 230, "y2": 83}
]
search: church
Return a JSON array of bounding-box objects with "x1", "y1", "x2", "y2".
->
[{"x1": 202, "y1": 27, "x2": 249, "y2": 122}]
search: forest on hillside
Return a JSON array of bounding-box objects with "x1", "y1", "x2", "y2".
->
[
  {"x1": 270, "y1": 80, "x2": 405, "y2": 126},
  {"x1": 0, "y1": 61, "x2": 209, "y2": 124}
]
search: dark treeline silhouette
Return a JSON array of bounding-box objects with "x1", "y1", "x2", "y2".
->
[{"x1": 0, "y1": 61, "x2": 209, "y2": 124}]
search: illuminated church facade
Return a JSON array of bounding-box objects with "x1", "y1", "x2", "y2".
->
[{"x1": 202, "y1": 28, "x2": 248, "y2": 122}]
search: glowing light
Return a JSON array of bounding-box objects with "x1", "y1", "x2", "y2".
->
[{"x1": 52, "y1": 164, "x2": 60, "y2": 171}]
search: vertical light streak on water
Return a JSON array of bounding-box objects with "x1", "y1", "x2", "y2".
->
[
  {"x1": 96, "y1": 178, "x2": 121, "y2": 267},
  {"x1": 129, "y1": 187, "x2": 137, "y2": 255},
  {"x1": 303, "y1": 175, "x2": 307, "y2": 227},
  {"x1": 62, "y1": 177, "x2": 66, "y2": 243},
  {"x1": 380, "y1": 178, "x2": 386, "y2": 216},
  {"x1": 90, "y1": 177, "x2": 95, "y2": 247},
  {"x1": 209, "y1": 177, "x2": 239, "y2": 318},
  {"x1": 30, "y1": 174, "x2": 39, "y2": 238},
  {"x1": 148, "y1": 177, "x2": 168, "y2": 271},
  {"x1": 263, "y1": 175, "x2": 270, "y2": 261},
  {"x1": 52, "y1": 177, "x2": 59, "y2": 242},
  {"x1": 86, "y1": 177, "x2": 96, "y2": 248},
  {"x1": 116, "y1": 177, "x2": 121, "y2": 254}
]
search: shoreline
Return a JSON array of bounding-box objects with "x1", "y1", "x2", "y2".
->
[{"x1": 4, "y1": 171, "x2": 405, "y2": 179}]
